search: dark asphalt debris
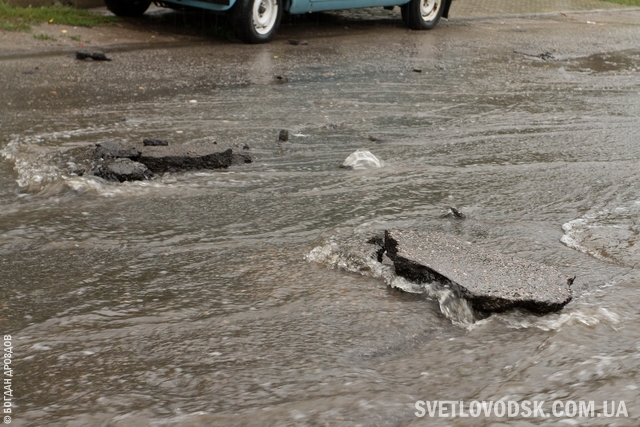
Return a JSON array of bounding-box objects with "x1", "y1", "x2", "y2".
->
[
  {"x1": 76, "y1": 51, "x2": 111, "y2": 61},
  {"x1": 443, "y1": 207, "x2": 466, "y2": 219},
  {"x1": 143, "y1": 138, "x2": 169, "y2": 146}
]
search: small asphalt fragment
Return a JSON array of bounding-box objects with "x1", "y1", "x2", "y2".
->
[
  {"x1": 513, "y1": 50, "x2": 555, "y2": 60},
  {"x1": 76, "y1": 50, "x2": 111, "y2": 61},
  {"x1": 143, "y1": 138, "x2": 169, "y2": 147},
  {"x1": 367, "y1": 135, "x2": 387, "y2": 143}
]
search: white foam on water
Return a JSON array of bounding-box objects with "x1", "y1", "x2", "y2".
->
[
  {"x1": 2, "y1": 137, "x2": 65, "y2": 192},
  {"x1": 497, "y1": 306, "x2": 620, "y2": 331},
  {"x1": 306, "y1": 239, "x2": 476, "y2": 327},
  {"x1": 2, "y1": 131, "x2": 182, "y2": 198},
  {"x1": 560, "y1": 216, "x2": 608, "y2": 261},
  {"x1": 561, "y1": 204, "x2": 640, "y2": 266},
  {"x1": 2, "y1": 130, "x2": 101, "y2": 195}
]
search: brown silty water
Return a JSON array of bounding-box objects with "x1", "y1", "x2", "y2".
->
[{"x1": 1, "y1": 6, "x2": 640, "y2": 426}]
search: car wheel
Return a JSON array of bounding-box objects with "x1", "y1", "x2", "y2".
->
[
  {"x1": 401, "y1": 0, "x2": 444, "y2": 30},
  {"x1": 104, "y1": 0, "x2": 151, "y2": 16},
  {"x1": 233, "y1": 0, "x2": 282, "y2": 43}
]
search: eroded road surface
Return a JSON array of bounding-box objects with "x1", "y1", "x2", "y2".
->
[{"x1": 1, "y1": 7, "x2": 640, "y2": 426}]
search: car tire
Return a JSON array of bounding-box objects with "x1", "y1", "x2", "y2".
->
[
  {"x1": 233, "y1": 0, "x2": 282, "y2": 43},
  {"x1": 401, "y1": 0, "x2": 444, "y2": 30},
  {"x1": 104, "y1": 0, "x2": 152, "y2": 17}
]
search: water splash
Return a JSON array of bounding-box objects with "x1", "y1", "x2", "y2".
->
[
  {"x1": 561, "y1": 203, "x2": 640, "y2": 267},
  {"x1": 498, "y1": 306, "x2": 620, "y2": 331},
  {"x1": 306, "y1": 236, "x2": 477, "y2": 326},
  {"x1": 2, "y1": 132, "x2": 188, "y2": 198}
]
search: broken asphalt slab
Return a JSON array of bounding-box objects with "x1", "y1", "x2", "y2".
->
[
  {"x1": 88, "y1": 158, "x2": 153, "y2": 182},
  {"x1": 384, "y1": 229, "x2": 573, "y2": 314},
  {"x1": 89, "y1": 141, "x2": 251, "y2": 180},
  {"x1": 94, "y1": 141, "x2": 140, "y2": 161},
  {"x1": 138, "y1": 144, "x2": 251, "y2": 173}
]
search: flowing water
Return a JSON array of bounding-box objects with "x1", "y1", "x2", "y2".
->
[{"x1": 1, "y1": 16, "x2": 640, "y2": 426}]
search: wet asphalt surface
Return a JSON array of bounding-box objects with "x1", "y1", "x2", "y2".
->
[
  {"x1": 1, "y1": 6, "x2": 639, "y2": 112},
  {"x1": 2, "y1": 5, "x2": 640, "y2": 427}
]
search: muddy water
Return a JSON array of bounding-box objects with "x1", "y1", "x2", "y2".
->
[{"x1": 1, "y1": 16, "x2": 640, "y2": 426}]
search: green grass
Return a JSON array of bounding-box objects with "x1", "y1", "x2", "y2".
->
[
  {"x1": 33, "y1": 32, "x2": 55, "y2": 40},
  {"x1": 0, "y1": 2, "x2": 118, "y2": 32}
]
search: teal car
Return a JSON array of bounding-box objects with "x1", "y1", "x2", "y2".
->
[{"x1": 104, "y1": 0, "x2": 452, "y2": 44}]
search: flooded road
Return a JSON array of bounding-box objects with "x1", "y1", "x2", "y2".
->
[{"x1": 1, "y1": 9, "x2": 640, "y2": 426}]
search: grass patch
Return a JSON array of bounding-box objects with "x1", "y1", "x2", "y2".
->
[
  {"x1": 1, "y1": 19, "x2": 28, "y2": 31},
  {"x1": 600, "y1": 0, "x2": 640, "y2": 4},
  {"x1": 33, "y1": 32, "x2": 55, "y2": 40},
  {"x1": 0, "y1": 2, "x2": 118, "y2": 32}
]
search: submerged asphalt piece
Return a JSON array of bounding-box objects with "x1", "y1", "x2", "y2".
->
[
  {"x1": 384, "y1": 229, "x2": 573, "y2": 313},
  {"x1": 138, "y1": 144, "x2": 251, "y2": 173},
  {"x1": 88, "y1": 158, "x2": 153, "y2": 182},
  {"x1": 94, "y1": 141, "x2": 140, "y2": 161},
  {"x1": 143, "y1": 138, "x2": 169, "y2": 146}
]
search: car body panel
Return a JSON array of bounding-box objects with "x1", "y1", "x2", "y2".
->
[
  {"x1": 156, "y1": 0, "x2": 451, "y2": 16},
  {"x1": 289, "y1": 0, "x2": 410, "y2": 14},
  {"x1": 158, "y1": 0, "x2": 234, "y2": 11}
]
